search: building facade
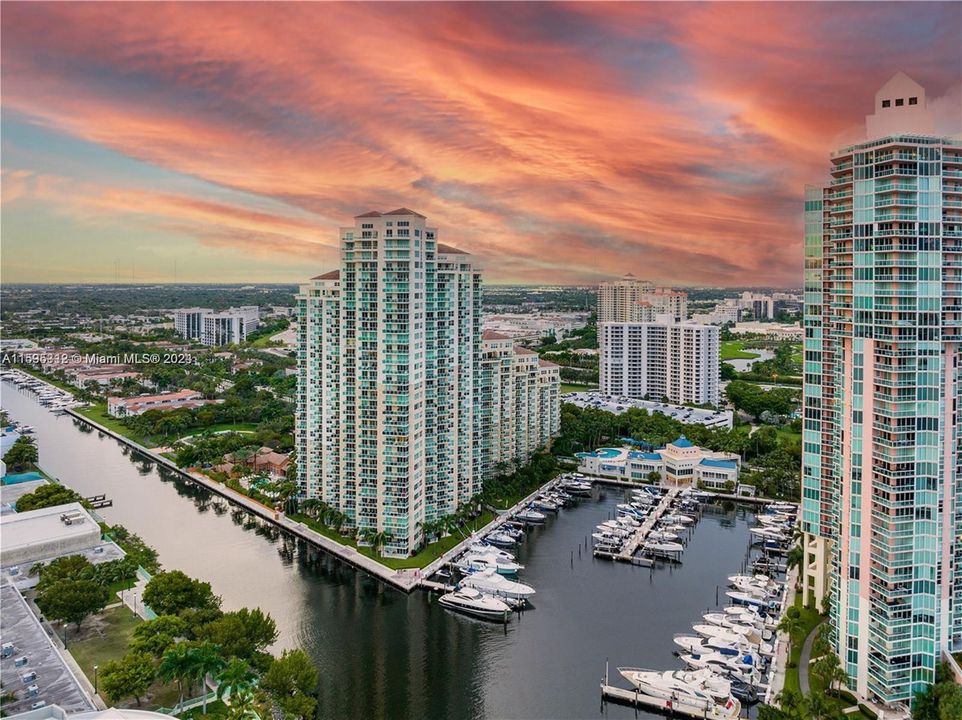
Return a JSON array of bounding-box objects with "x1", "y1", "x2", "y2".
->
[
  {"x1": 174, "y1": 306, "x2": 260, "y2": 345},
  {"x1": 629, "y1": 288, "x2": 689, "y2": 324},
  {"x1": 597, "y1": 274, "x2": 655, "y2": 323},
  {"x1": 801, "y1": 72, "x2": 962, "y2": 705},
  {"x1": 296, "y1": 210, "x2": 560, "y2": 556},
  {"x1": 201, "y1": 306, "x2": 260, "y2": 346},
  {"x1": 478, "y1": 331, "x2": 560, "y2": 479},
  {"x1": 173, "y1": 308, "x2": 211, "y2": 341},
  {"x1": 576, "y1": 436, "x2": 739, "y2": 488},
  {"x1": 599, "y1": 321, "x2": 720, "y2": 406}
]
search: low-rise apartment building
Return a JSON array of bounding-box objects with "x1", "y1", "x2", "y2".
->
[
  {"x1": 107, "y1": 389, "x2": 213, "y2": 417},
  {"x1": 576, "y1": 436, "x2": 739, "y2": 489}
]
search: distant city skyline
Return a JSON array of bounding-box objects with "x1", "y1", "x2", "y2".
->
[{"x1": 2, "y1": 2, "x2": 960, "y2": 286}]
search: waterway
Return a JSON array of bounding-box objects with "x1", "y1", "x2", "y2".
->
[{"x1": 2, "y1": 382, "x2": 758, "y2": 720}]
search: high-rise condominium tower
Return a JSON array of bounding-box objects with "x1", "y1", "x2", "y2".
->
[
  {"x1": 801, "y1": 72, "x2": 962, "y2": 705},
  {"x1": 296, "y1": 209, "x2": 482, "y2": 556},
  {"x1": 597, "y1": 273, "x2": 655, "y2": 322},
  {"x1": 296, "y1": 210, "x2": 560, "y2": 557}
]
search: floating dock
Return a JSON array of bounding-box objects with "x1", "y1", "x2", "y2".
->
[{"x1": 617, "y1": 487, "x2": 681, "y2": 560}]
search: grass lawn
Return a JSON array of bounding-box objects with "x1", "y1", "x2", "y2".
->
[
  {"x1": 782, "y1": 594, "x2": 825, "y2": 698},
  {"x1": 291, "y1": 511, "x2": 497, "y2": 570},
  {"x1": 721, "y1": 340, "x2": 761, "y2": 361},
  {"x1": 560, "y1": 383, "x2": 598, "y2": 394},
  {"x1": 73, "y1": 404, "x2": 155, "y2": 447},
  {"x1": 177, "y1": 423, "x2": 258, "y2": 440},
  {"x1": 69, "y1": 605, "x2": 142, "y2": 681}
]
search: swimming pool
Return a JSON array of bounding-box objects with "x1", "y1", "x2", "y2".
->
[{"x1": 1, "y1": 471, "x2": 45, "y2": 486}]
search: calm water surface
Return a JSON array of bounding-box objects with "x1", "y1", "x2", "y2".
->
[{"x1": 2, "y1": 382, "x2": 757, "y2": 720}]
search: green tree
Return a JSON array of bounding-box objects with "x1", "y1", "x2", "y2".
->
[
  {"x1": 196, "y1": 608, "x2": 278, "y2": 661},
  {"x1": 261, "y1": 649, "x2": 318, "y2": 720},
  {"x1": 131, "y1": 614, "x2": 188, "y2": 658},
  {"x1": 191, "y1": 642, "x2": 226, "y2": 714},
  {"x1": 216, "y1": 658, "x2": 258, "y2": 701},
  {"x1": 14, "y1": 483, "x2": 88, "y2": 512},
  {"x1": 98, "y1": 652, "x2": 155, "y2": 706},
  {"x1": 143, "y1": 570, "x2": 220, "y2": 616},
  {"x1": 3, "y1": 435, "x2": 38, "y2": 471},
  {"x1": 159, "y1": 643, "x2": 196, "y2": 707},
  {"x1": 36, "y1": 578, "x2": 109, "y2": 630}
]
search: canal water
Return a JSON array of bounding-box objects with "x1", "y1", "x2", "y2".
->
[{"x1": 2, "y1": 383, "x2": 757, "y2": 720}]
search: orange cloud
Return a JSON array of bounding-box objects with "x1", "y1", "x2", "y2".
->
[{"x1": 2, "y1": 2, "x2": 959, "y2": 285}]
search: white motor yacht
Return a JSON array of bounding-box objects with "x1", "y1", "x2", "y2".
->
[
  {"x1": 459, "y1": 569, "x2": 535, "y2": 601},
  {"x1": 516, "y1": 509, "x2": 546, "y2": 523},
  {"x1": 438, "y1": 587, "x2": 512, "y2": 622},
  {"x1": 458, "y1": 553, "x2": 523, "y2": 576},
  {"x1": 615, "y1": 668, "x2": 733, "y2": 713}
]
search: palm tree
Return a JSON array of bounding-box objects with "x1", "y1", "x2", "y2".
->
[
  {"x1": 159, "y1": 643, "x2": 195, "y2": 707},
  {"x1": 216, "y1": 658, "x2": 257, "y2": 702},
  {"x1": 225, "y1": 688, "x2": 261, "y2": 720},
  {"x1": 190, "y1": 642, "x2": 226, "y2": 714},
  {"x1": 777, "y1": 613, "x2": 804, "y2": 646}
]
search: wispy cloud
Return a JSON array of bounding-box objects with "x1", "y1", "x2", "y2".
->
[{"x1": 2, "y1": 2, "x2": 960, "y2": 285}]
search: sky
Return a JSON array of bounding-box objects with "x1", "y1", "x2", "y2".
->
[{"x1": 2, "y1": 2, "x2": 960, "y2": 287}]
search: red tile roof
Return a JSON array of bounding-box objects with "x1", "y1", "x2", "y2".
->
[
  {"x1": 514, "y1": 345, "x2": 538, "y2": 356},
  {"x1": 354, "y1": 211, "x2": 382, "y2": 218},
  {"x1": 437, "y1": 242, "x2": 469, "y2": 255},
  {"x1": 383, "y1": 208, "x2": 425, "y2": 217},
  {"x1": 312, "y1": 270, "x2": 340, "y2": 280},
  {"x1": 482, "y1": 330, "x2": 512, "y2": 340},
  {"x1": 538, "y1": 359, "x2": 560, "y2": 368}
]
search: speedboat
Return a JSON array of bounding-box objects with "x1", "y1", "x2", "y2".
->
[
  {"x1": 726, "y1": 591, "x2": 778, "y2": 611},
  {"x1": 663, "y1": 514, "x2": 695, "y2": 525},
  {"x1": 467, "y1": 543, "x2": 515, "y2": 561},
  {"x1": 749, "y1": 527, "x2": 789, "y2": 542},
  {"x1": 659, "y1": 523, "x2": 687, "y2": 533},
  {"x1": 644, "y1": 541, "x2": 684, "y2": 554},
  {"x1": 598, "y1": 521, "x2": 632, "y2": 536},
  {"x1": 647, "y1": 531, "x2": 680, "y2": 543},
  {"x1": 459, "y1": 569, "x2": 535, "y2": 601},
  {"x1": 438, "y1": 588, "x2": 512, "y2": 622},
  {"x1": 616, "y1": 504, "x2": 646, "y2": 520},
  {"x1": 703, "y1": 612, "x2": 763, "y2": 632},
  {"x1": 615, "y1": 668, "x2": 733, "y2": 714},
  {"x1": 680, "y1": 652, "x2": 759, "y2": 682},
  {"x1": 457, "y1": 553, "x2": 523, "y2": 576},
  {"x1": 516, "y1": 509, "x2": 546, "y2": 524},
  {"x1": 692, "y1": 625, "x2": 765, "y2": 650},
  {"x1": 484, "y1": 532, "x2": 517, "y2": 548},
  {"x1": 614, "y1": 515, "x2": 640, "y2": 528},
  {"x1": 530, "y1": 497, "x2": 559, "y2": 512},
  {"x1": 766, "y1": 501, "x2": 796, "y2": 514}
]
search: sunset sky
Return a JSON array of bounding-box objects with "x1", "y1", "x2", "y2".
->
[{"x1": 2, "y1": 2, "x2": 960, "y2": 287}]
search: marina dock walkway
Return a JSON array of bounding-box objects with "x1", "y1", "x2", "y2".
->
[{"x1": 617, "y1": 487, "x2": 680, "y2": 560}]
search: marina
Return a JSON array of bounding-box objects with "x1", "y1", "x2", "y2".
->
[{"x1": 2, "y1": 379, "x2": 790, "y2": 719}]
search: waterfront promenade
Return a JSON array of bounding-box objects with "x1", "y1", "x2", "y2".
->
[{"x1": 65, "y1": 407, "x2": 561, "y2": 593}]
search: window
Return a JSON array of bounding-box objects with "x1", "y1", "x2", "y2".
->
[
  {"x1": 895, "y1": 98, "x2": 904, "y2": 107},
  {"x1": 909, "y1": 97, "x2": 918, "y2": 106},
  {"x1": 882, "y1": 99, "x2": 891, "y2": 108}
]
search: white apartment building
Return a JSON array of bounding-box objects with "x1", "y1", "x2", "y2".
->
[
  {"x1": 629, "y1": 288, "x2": 689, "y2": 323},
  {"x1": 597, "y1": 274, "x2": 655, "y2": 322},
  {"x1": 174, "y1": 306, "x2": 260, "y2": 345},
  {"x1": 691, "y1": 299, "x2": 740, "y2": 326},
  {"x1": 201, "y1": 306, "x2": 260, "y2": 346},
  {"x1": 599, "y1": 321, "x2": 720, "y2": 406},
  {"x1": 479, "y1": 331, "x2": 560, "y2": 479},
  {"x1": 736, "y1": 292, "x2": 774, "y2": 320},
  {"x1": 173, "y1": 307, "x2": 211, "y2": 341},
  {"x1": 296, "y1": 210, "x2": 561, "y2": 557}
]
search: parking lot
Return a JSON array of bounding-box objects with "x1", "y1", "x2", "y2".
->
[{"x1": 0, "y1": 580, "x2": 95, "y2": 715}]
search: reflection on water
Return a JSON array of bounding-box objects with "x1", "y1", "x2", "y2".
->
[{"x1": 3, "y1": 382, "x2": 757, "y2": 720}]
